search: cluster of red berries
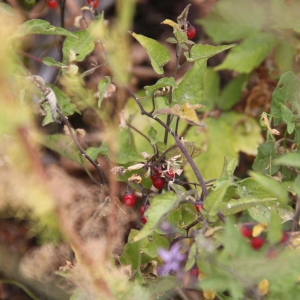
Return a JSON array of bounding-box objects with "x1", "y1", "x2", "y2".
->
[
  {"x1": 240, "y1": 224, "x2": 288, "y2": 250},
  {"x1": 187, "y1": 22, "x2": 196, "y2": 39},
  {"x1": 47, "y1": 0, "x2": 57, "y2": 9},
  {"x1": 151, "y1": 166, "x2": 175, "y2": 190},
  {"x1": 87, "y1": 0, "x2": 99, "y2": 9}
]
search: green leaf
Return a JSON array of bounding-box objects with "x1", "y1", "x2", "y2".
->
[
  {"x1": 184, "y1": 44, "x2": 235, "y2": 62},
  {"x1": 215, "y1": 33, "x2": 278, "y2": 73},
  {"x1": 53, "y1": 87, "x2": 79, "y2": 116},
  {"x1": 267, "y1": 207, "x2": 282, "y2": 244},
  {"x1": 85, "y1": 147, "x2": 105, "y2": 161},
  {"x1": 275, "y1": 40, "x2": 296, "y2": 73},
  {"x1": 204, "y1": 181, "x2": 231, "y2": 218},
  {"x1": 148, "y1": 127, "x2": 159, "y2": 145},
  {"x1": 218, "y1": 197, "x2": 277, "y2": 216},
  {"x1": 62, "y1": 29, "x2": 94, "y2": 64},
  {"x1": 15, "y1": 19, "x2": 77, "y2": 38},
  {"x1": 172, "y1": 59, "x2": 207, "y2": 104},
  {"x1": 42, "y1": 57, "x2": 65, "y2": 68},
  {"x1": 140, "y1": 232, "x2": 169, "y2": 258},
  {"x1": 249, "y1": 171, "x2": 289, "y2": 204},
  {"x1": 164, "y1": 142, "x2": 202, "y2": 162},
  {"x1": 0, "y1": 3, "x2": 14, "y2": 16},
  {"x1": 271, "y1": 71, "x2": 299, "y2": 125},
  {"x1": 184, "y1": 112, "x2": 263, "y2": 181},
  {"x1": 133, "y1": 192, "x2": 179, "y2": 241},
  {"x1": 41, "y1": 134, "x2": 83, "y2": 165},
  {"x1": 174, "y1": 28, "x2": 188, "y2": 44},
  {"x1": 252, "y1": 141, "x2": 279, "y2": 175},
  {"x1": 151, "y1": 276, "x2": 179, "y2": 294},
  {"x1": 130, "y1": 32, "x2": 171, "y2": 75},
  {"x1": 120, "y1": 230, "x2": 141, "y2": 271},
  {"x1": 144, "y1": 77, "x2": 177, "y2": 95},
  {"x1": 238, "y1": 178, "x2": 277, "y2": 199},
  {"x1": 198, "y1": 0, "x2": 265, "y2": 43},
  {"x1": 218, "y1": 74, "x2": 247, "y2": 110},
  {"x1": 201, "y1": 68, "x2": 220, "y2": 110},
  {"x1": 98, "y1": 76, "x2": 111, "y2": 108},
  {"x1": 88, "y1": 129, "x2": 145, "y2": 164},
  {"x1": 274, "y1": 152, "x2": 300, "y2": 168}
]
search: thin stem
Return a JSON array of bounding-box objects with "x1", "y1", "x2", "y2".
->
[
  {"x1": 0, "y1": 279, "x2": 39, "y2": 300},
  {"x1": 124, "y1": 88, "x2": 208, "y2": 197},
  {"x1": 175, "y1": 116, "x2": 180, "y2": 136},
  {"x1": 60, "y1": 0, "x2": 67, "y2": 28},
  {"x1": 126, "y1": 122, "x2": 156, "y2": 154},
  {"x1": 56, "y1": 108, "x2": 107, "y2": 185}
]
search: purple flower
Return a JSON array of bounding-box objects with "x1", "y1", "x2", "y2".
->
[{"x1": 158, "y1": 243, "x2": 185, "y2": 276}]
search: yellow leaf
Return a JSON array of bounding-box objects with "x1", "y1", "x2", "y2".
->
[
  {"x1": 203, "y1": 290, "x2": 216, "y2": 300},
  {"x1": 252, "y1": 223, "x2": 268, "y2": 237},
  {"x1": 161, "y1": 19, "x2": 179, "y2": 30},
  {"x1": 258, "y1": 279, "x2": 269, "y2": 296},
  {"x1": 154, "y1": 102, "x2": 205, "y2": 127}
]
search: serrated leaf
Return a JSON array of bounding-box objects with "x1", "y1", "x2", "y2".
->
[
  {"x1": 267, "y1": 207, "x2": 282, "y2": 244},
  {"x1": 215, "y1": 33, "x2": 278, "y2": 73},
  {"x1": 218, "y1": 197, "x2": 277, "y2": 216},
  {"x1": 271, "y1": 72, "x2": 300, "y2": 125},
  {"x1": 198, "y1": 0, "x2": 265, "y2": 43},
  {"x1": 148, "y1": 127, "x2": 159, "y2": 145},
  {"x1": 42, "y1": 57, "x2": 65, "y2": 68},
  {"x1": 144, "y1": 77, "x2": 177, "y2": 95},
  {"x1": 15, "y1": 19, "x2": 77, "y2": 38},
  {"x1": 133, "y1": 192, "x2": 179, "y2": 241},
  {"x1": 274, "y1": 152, "x2": 300, "y2": 168},
  {"x1": 0, "y1": 3, "x2": 14, "y2": 16},
  {"x1": 98, "y1": 76, "x2": 111, "y2": 108},
  {"x1": 252, "y1": 141, "x2": 280, "y2": 175},
  {"x1": 172, "y1": 59, "x2": 207, "y2": 104},
  {"x1": 218, "y1": 74, "x2": 247, "y2": 110},
  {"x1": 130, "y1": 32, "x2": 171, "y2": 74},
  {"x1": 249, "y1": 171, "x2": 289, "y2": 204},
  {"x1": 185, "y1": 44, "x2": 235, "y2": 62}
]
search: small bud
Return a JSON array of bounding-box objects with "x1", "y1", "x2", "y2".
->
[{"x1": 68, "y1": 50, "x2": 77, "y2": 63}]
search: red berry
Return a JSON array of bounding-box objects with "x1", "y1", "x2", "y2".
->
[
  {"x1": 194, "y1": 203, "x2": 204, "y2": 214},
  {"x1": 141, "y1": 215, "x2": 147, "y2": 224},
  {"x1": 250, "y1": 236, "x2": 265, "y2": 250},
  {"x1": 240, "y1": 224, "x2": 253, "y2": 238},
  {"x1": 166, "y1": 170, "x2": 175, "y2": 179},
  {"x1": 153, "y1": 166, "x2": 162, "y2": 175},
  {"x1": 122, "y1": 192, "x2": 136, "y2": 207},
  {"x1": 140, "y1": 204, "x2": 150, "y2": 215},
  {"x1": 151, "y1": 176, "x2": 165, "y2": 189},
  {"x1": 280, "y1": 231, "x2": 288, "y2": 244},
  {"x1": 189, "y1": 267, "x2": 199, "y2": 277},
  {"x1": 187, "y1": 23, "x2": 196, "y2": 39},
  {"x1": 47, "y1": 0, "x2": 57, "y2": 9},
  {"x1": 87, "y1": 0, "x2": 99, "y2": 9}
]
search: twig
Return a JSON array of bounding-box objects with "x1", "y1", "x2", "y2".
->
[
  {"x1": 60, "y1": 0, "x2": 67, "y2": 29},
  {"x1": 56, "y1": 108, "x2": 107, "y2": 185},
  {"x1": 125, "y1": 88, "x2": 208, "y2": 197}
]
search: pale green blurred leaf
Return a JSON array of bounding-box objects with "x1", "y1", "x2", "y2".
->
[
  {"x1": 215, "y1": 33, "x2": 278, "y2": 73},
  {"x1": 274, "y1": 152, "x2": 300, "y2": 168},
  {"x1": 98, "y1": 76, "x2": 111, "y2": 108}
]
